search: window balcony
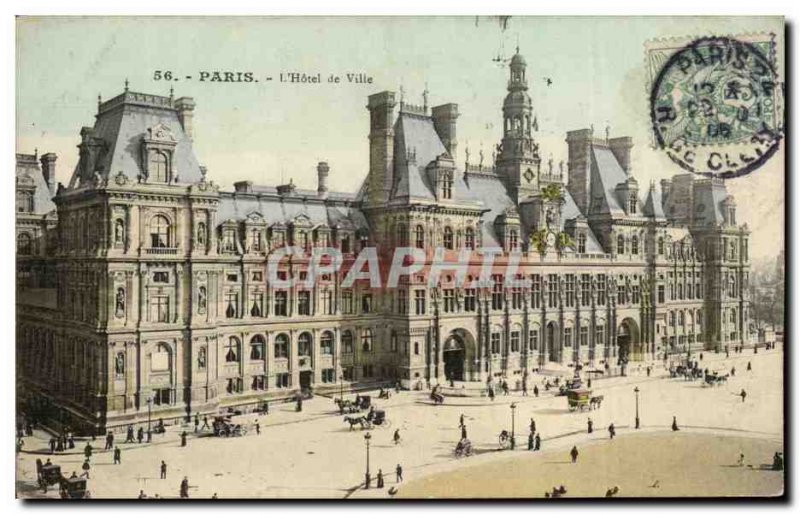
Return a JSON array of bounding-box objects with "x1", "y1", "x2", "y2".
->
[{"x1": 146, "y1": 247, "x2": 178, "y2": 255}]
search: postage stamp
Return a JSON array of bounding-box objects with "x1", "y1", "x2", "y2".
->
[{"x1": 646, "y1": 34, "x2": 784, "y2": 179}]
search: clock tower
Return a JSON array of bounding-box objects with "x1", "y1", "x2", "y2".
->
[{"x1": 496, "y1": 48, "x2": 542, "y2": 203}]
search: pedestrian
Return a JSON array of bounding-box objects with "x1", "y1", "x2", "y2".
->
[
  {"x1": 700, "y1": 353, "x2": 703, "y2": 361},
  {"x1": 255, "y1": 420, "x2": 260, "y2": 435},
  {"x1": 137, "y1": 427, "x2": 144, "y2": 444},
  {"x1": 56, "y1": 437, "x2": 64, "y2": 452},
  {"x1": 530, "y1": 418, "x2": 536, "y2": 434},
  {"x1": 377, "y1": 469, "x2": 384, "y2": 489},
  {"x1": 180, "y1": 476, "x2": 189, "y2": 499},
  {"x1": 737, "y1": 453, "x2": 745, "y2": 466},
  {"x1": 528, "y1": 432, "x2": 534, "y2": 450},
  {"x1": 180, "y1": 430, "x2": 187, "y2": 447},
  {"x1": 81, "y1": 458, "x2": 91, "y2": 479},
  {"x1": 587, "y1": 377, "x2": 592, "y2": 388},
  {"x1": 393, "y1": 429, "x2": 401, "y2": 445},
  {"x1": 461, "y1": 424, "x2": 467, "y2": 441},
  {"x1": 740, "y1": 389, "x2": 747, "y2": 402},
  {"x1": 126, "y1": 425, "x2": 135, "y2": 443},
  {"x1": 570, "y1": 445, "x2": 579, "y2": 463},
  {"x1": 672, "y1": 416, "x2": 679, "y2": 431},
  {"x1": 534, "y1": 433, "x2": 541, "y2": 451},
  {"x1": 202, "y1": 416, "x2": 210, "y2": 430},
  {"x1": 608, "y1": 423, "x2": 616, "y2": 439},
  {"x1": 534, "y1": 385, "x2": 539, "y2": 397},
  {"x1": 646, "y1": 366, "x2": 651, "y2": 377},
  {"x1": 68, "y1": 434, "x2": 75, "y2": 449},
  {"x1": 587, "y1": 418, "x2": 593, "y2": 434},
  {"x1": 725, "y1": 347, "x2": 730, "y2": 358},
  {"x1": 488, "y1": 387, "x2": 495, "y2": 401},
  {"x1": 113, "y1": 446, "x2": 121, "y2": 464},
  {"x1": 211, "y1": 493, "x2": 218, "y2": 499},
  {"x1": 138, "y1": 490, "x2": 147, "y2": 499},
  {"x1": 502, "y1": 380, "x2": 509, "y2": 396},
  {"x1": 84, "y1": 442, "x2": 93, "y2": 459},
  {"x1": 160, "y1": 460, "x2": 167, "y2": 479},
  {"x1": 731, "y1": 366, "x2": 736, "y2": 377},
  {"x1": 16, "y1": 438, "x2": 24, "y2": 453},
  {"x1": 194, "y1": 414, "x2": 199, "y2": 433},
  {"x1": 395, "y1": 381, "x2": 401, "y2": 394},
  {"x1": 396, "y1": 463, "x2": 403, "y2": 482},
  {"x1": 747, "y1": 361, "x2": 752, "y2": 372},
  {"x1": 105, "y1": 431, "x2": 113, "y2": 450}
]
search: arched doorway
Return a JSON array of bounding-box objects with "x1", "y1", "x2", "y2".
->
[
  {"x1": 443, "y1": 335, "x2": 465, "y2": 381},
  {"x1": 546, "y1": 321, "x2": 559, "y2": 363},
  {"x1": 617, "y1": 318, "x2": 642, "y2": 362}
]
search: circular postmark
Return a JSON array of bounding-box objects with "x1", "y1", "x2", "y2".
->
[{"x1": 650, "y1": 36, "x2": 783, "y2": 179}]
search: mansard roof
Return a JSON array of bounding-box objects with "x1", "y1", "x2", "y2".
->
[
  {"x1": 589, "y1": 146, "x2": 643, "y2": 216},
  {"x1": 643, "y1": 185, "x2": 666, "y2": 220},
  {"x1": 68, "y1": 91, "x2": 204, "y2": 188},
  {"x1": 16, "y1": 153, "x2": 56, "y2": 215}
]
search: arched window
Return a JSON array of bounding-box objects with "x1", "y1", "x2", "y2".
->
[
  {"x1": 150, "y1": 215, "x2": 170, "y2": 248},
  {"x1": 361, "y1": 329, "x2": 373, "y2": 352},
  {"x1": 321, "y1": 331, "x2": 334, "y2": 355},
  {"x1": 298, "y1": 332, "x2": 313, "y2": 357},
  {"x1": 415, "y1": 226, "x2": 425, "y2": 249},
  {"x1": 274, "y1": 334, "x2": 289, "y2": 359},
  {"x1": 149, "y1": 151, "x2": 169, "y2": 183},
  {"x1": 225, "y1": 337, "x2": 240, "y2": 363},
  {"x1": 631, "y1": 235, "x2": 639, "y2": 255},
  {"x1": 250, "y1": 335, "x2": 265, "y2": 360},
  {"x1": 616, "y1": 235, "x2": 625, "y2": 254},
  {"x1": 443, "y1": 227, "x2": 454, "y2": 250},
  {"x1": 464, "y1": 227, "x2": 475, "y2": 250},
  {"x1": 17, "y1": 233, "x2": 32, "y2": 255}
]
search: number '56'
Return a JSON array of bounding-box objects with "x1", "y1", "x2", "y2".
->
[{"x1": 153, "y1": 71, "x2": 173, "y2": 81}]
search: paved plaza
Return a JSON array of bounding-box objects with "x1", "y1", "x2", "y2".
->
[{"x1": 17, "y1": 348, "x2": 783, "y2": 499}]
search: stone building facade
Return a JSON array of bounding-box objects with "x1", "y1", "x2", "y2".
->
[{"x1": 16, "y1": 51, "x2": 751, "y2": 433}]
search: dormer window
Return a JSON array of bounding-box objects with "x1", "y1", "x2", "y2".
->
[
  {"x1": 16, "y1": 191, "x2": 33, "y2": 213},
  {"x1": 222, "y1": 228, "x2": 237, "y2": 253},
  {"x1": 141, "y1": 123, "x2": 177, "y2": 183},
  {"x1": 616, "y1": 235, "x2": 625, "y2": 254},
  {"x1": 727, "y1": 206, "x2": 736, "y2": 225},
  {"x1": 629, "y1": 193, "x2": 637, "y2": 214},
  {"x1": 442, "y1": 173, "x2": 453, "y2": 199},
  {"x1": 631, "y1": 235, "x2": 639, "y2": 255},
  {"x1": 250, "y1": 228, "x2": 261, "y2": 252},
  {"x1": 509, "y1": 229, "x2": 519, "y2": 252},
  {"x1": 577, "y1": 233, "x2": 586, "y2": 254},
  {"x1": 149, "y1": 151, "x2": 169, "y2": 182}
]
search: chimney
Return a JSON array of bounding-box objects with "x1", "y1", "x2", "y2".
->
[
  {"x1": 565, "y1": 129, "x2": 593, "y2": 214},
  {"x1": 608, "y1": 136, "x2": 633, "y2": 173},
  {"x1": 175, "y1": 97, "x2": 196, "y2": 140},
  {"x1": 366, "y1": 91, "x2": 397, "y2": 206},
  {"x1": 431, "y1": 103, "x2": 459, "y2": 158},
  {"x1": 39, "y1": 152, "x2": 57, "y2": 194},
  {"x1": 233, "y1": 180, "x2": 253, "y2": 193},
  {"x1": 317, "y1": 161, "x2": 330, "y2": 198}
]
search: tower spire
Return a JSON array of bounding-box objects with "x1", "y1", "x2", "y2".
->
[{"x1": 124, "y1": 78, "x2": 129, "y2": 92}]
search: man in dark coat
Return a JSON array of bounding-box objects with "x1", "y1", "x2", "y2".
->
[
  {"x1": 105, "y1": 431, "x2": 114, "y2": 450},
  {"x1": 533, "y1": 385, "x2": 539, "y2": 397},
  {"x1": 534, "y1": 433, "x2": 541, "y2": 451},
  {"x1": 608, "y1": 423, "x2": 616, "y2": 439},
  {"x1": 396, "y1": 463, "x2": 403, "y2": 482},
  {"x1": 49, "y1": 438, "x2": 56, "y2": 454},
  {"x1": 160, "y1": 461, "x2": 167, "y2": 479},
  {"x1": 570, "y1": 446, "x2": 579, "y2": 463},
  {"x1": 113, "y1": 446, "x2": 121, "y2": 464},
  {"x1": 376, "y1": 469, "x2": 384, "y2": 489},
  {"x1": 528, "y1": 432, "x2": 534, "y2": 450},
  {"x1": 194, "y1": 414, "x2": 200, "y2": 433},
  {"x1": 530, "y1": 418, "x2": 536, "y2": 434},
  {"x1": 137, "y1": 427, "x2": 144, "y2": 444},
  {"x1": 587, "y1": 418, "x2": 593, "y2": 434},
  {"x1": 180, "y1": 477, "x2": 189, "y2": 498},
  {"x1": 84, "y1": 442, "x2": 93, "y2": 459},
  {"x1": 461, "y1": 424, "x2": 468, "y2": 441},
  {"x1": 180, "y1": 431, "x2": 188, "y2": 447},
  {"x1": 126, "y1": 425, "x2": 135, "y2": 443},
  {"x1": 672, "y1": 416, "x2": 680, "y2": 431}
]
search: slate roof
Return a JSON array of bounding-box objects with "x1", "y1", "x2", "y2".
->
[
  {"x1": 216, "y1": 192, "x2": 367, "y2": 231},
  {"x1": 16, "y1": 154, "x2": 56, "y2": 215},
  {"x1": 643, "y1": 185, "x2": 666, "y2": 220},
  {"x1": 691, "y1": 182, "x2": 728, "y2": 227}
]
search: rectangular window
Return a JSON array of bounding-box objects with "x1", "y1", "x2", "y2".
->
[
  {"x1": 491, "y1": 333, "x2": 500, "y2": 354},
  {"x1": 597, "y1": 274, "x2": 607, "y2": 306},
  {"x1": 251, "y1": 375, "x2": 266, "y2": 391},
  {"x1": 492, "y1": 274, "x2": 503, "y2": 310},
  {"x1": 657, "y1": 284, "x2": 665, "y2": 304},
  {"x1": 298, "y1": 291, "x2": 311, "y2": 316},
  {"x1": 361, "y1": 293, "x2": 372, "y2": 314},
  {"x1": 565, "y1": 274, "x2": 576, "y2": 308},
  {"x1": 320, "y1": 289, "x2": 334, "y2": 315},
  {"x1": 564, "y1": 327, "x2": 573, "y2": 347},
  {"x1": 632, "y1": 284, "x2": 641, "y2": 305},
  {"x1": 510, "y1": 331, "x2": 520, "y2": 352},
  {"x1": 222, "y1": 230, "x2": 237, "y2": 252},
  {"x1": 252, "y1": 271, "x2": 263, "y2": 282},
  {"x1": 249, "y1": 292, "x2": 264, "y2": 317},
  {"x1": 595, "y1": 326, "x2": 605, "y2": 346},
  {"x1": 342, "y1": 291, "x2": 354, "y2": 315},
  {"x1": 227, "y1": 273, "x2": 238, "y2": 282},
  {"x1": 397, "y1": 289, "x2": 408, "y2": 314},
  {"x1": 275, "y1": 373, "x2": 290, "y2": 388},
  {"x1": 153, "y1": 271, "x2": 169, "y2": 283},
  {"x1": 511, "y1": 288, "x2": 522, "y2": 310},
  {"x1": 224, "y1": 292, "x2": 238, "y2": 318},
  {"x1": 226, "y1": 378, "x2": 243, "y2": 394},
  {"x1": 580, "y1": 274, "x2": 591, "y2": 306},
  {"x1": 529, "y1": 329, "x2": 538, "y2": 350},
  {"x1": 153, "y1": 388, "x2": 171, "y2": 406},
  {"x1": 321, "y1": 369, "x2": 335, "y2": 383},
  {"x1": 530, "y1": 275, "x2": 541, "y2": 309},
  {"x1": 152, "y1": 295, "x2": 170, "y2": 323},
  {"x1": 443, "y1": 289, "x2": 456, "y2": 313},
  {"x1": 580, "y1": 326, "x2": 589, "y2": 346},
  {"x1": 617, "y1": 278, "x2": 626, "y2": 305},
  {"x1": 274, "y1": 291, "x2": 288, "y2": 316},
  {"x1": 547, "y1": 274, "x2": 558, "y2": 308},
  {"x1": 415, "y1": 290, "x2": 426, "y2": 315},
  {"x1": 464, "y1": 288, "x2": 476, "y2": 312}
]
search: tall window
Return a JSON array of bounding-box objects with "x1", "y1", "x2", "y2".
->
[
  {"x1": 492, "y1": 274, "x2": 503, "y2": 310},
  {"x1": 274, "y1": 291, "x2": 288, "y2": 316},
  {"x1": 151, "y1": 295, "x2": 169, "y2": 323},
  {"x1": 298, "y1": 291, "x2": 311, "y2": 316},
  {"x1": 464, "y1": 288, "x2": 476, "y2": 312},
  {"x1": 577, "y1": 233, "x2": 586, "y2": 254},
  {"x1": 443, "y1": 289, "x2": 456, "y2": 313},
  {"x1": 274, "y1": 334, "x2": 289, "y2": 359},
  {"x1": 361, "y1": 329, "x2": 373, "y2": 352},
  {"x1": 250, "y1": 229, "x2": 261, "y2": 252},
  {"x1": 17, "y1": 233, "x2": 32, "y2": 255},
  {"x1": 415, "y1": 226, "x2": 425, "y2": 249},
  {"x1": 657, "y1": 237, "x2": 665, "y2": 255},
  {"x1": 629, "y1": 193, "x2": 637, "y2": 214},
  {"x1": 250, "y1": 336, "x2": 265, "y2": 360},
  {"x1": 547, "y1": 274, "x2": 558, "y2": 308},
  {"x1": 491, "y1": 332, "x2": 501, "y2": 354},
  {"x1": 529, "y1": 329, "x2": 539, "y2": 350},
  {"x1": 580, "y1": 274, "x2": 591, "y2": 306},
  {"x1": 250, "y1": 292, "x2": 263, "y2": 317},
  {"x1": 321, "y1": 331, "x2": 334, "y2": 355},
  {"x1": 16, "y1": 191, "x2": 33, "y2": 213},
  {"x1": 597, "y1": 274, "x2": 607, "y2": 306},
  {"x1": 580, "y1": 326, "x2": 589, "y2": 346},
  {"x1": 530, "y1": 275, "x2": 541, "y2": 309},
  {"x1": 222, "y1": 229, "x2": 237, "y2": 252},
  {"x1": 508, "y1": 230, "x2": 519, "y2": 252},
  {"x1": 397, "y1": 289, "x2": 408, "y2": 314},
  {"x1": 442, "y1": 173, "x2": 453, "y2": 199},
  {"x1": 342, "y1": 291, "x2": 354, "y2": 314},
  {"x1": 225, "y1": 337, "x2": 240, "y2": 363},
  {"x1": 415, "y1": 290, "x2": 426, "y2": 315},
  {"x1": 510, "y1": 331, "x2": 520, "y2": 352},
  {"x1": 298, "y1": 333, "x2": 312, "y2": 357},
  {"x1": 150, "y1": 215, "x2": 170, "y2": 248},
  {"x1": 564, "y1": 327, "x2": 573, "y2": 347},
  {"x1": 462, "y1": 227, "x2": 475, "y2": 250},
  {"x1": 396, "y1": 224, "x2": 408, "y2": 246},
  {"x1": 616, "y1": 235, "x2": 625, "y2": 254},
  {"x1": 443, "y1": 227, "x2": 454, "y2": 250},
  {"x1": 149, "y1": 151, "x2": 169, "y2": 182},
  {"x1": 565, "y1": 274, "x2": 576, "y2": 308},
  {"x1": 320, "y1": 289, "x2": 334, "y2": 315},
  {"x1": 631, "y1": 235, "x2": 639, "y2": 255},
  {"x1": 342, "y1": 330, "x2": 354, "y2": 353},
  {"x1": 225, "y1": 292, "x2": 238, "y2": 319}
]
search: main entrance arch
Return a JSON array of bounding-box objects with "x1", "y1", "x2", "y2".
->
[
  {"x1": 617, "y1": 318, "x2": 642, "y2": 362},
  {"x1": 546, "y1": 321, "x2": 560, "y2": 363},
  {"x1": 442, "y1": 329, "x2": 478, "y2": 381}
]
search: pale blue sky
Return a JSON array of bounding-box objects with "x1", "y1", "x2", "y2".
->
[{"x1": 16, "y1": 16, "x2": 784, "y2": 259}]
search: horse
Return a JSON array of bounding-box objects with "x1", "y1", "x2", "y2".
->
[
  {"x1": 590, "y1": 395, "x2": 604, "y2": 409},
  {"x1": 343, "y1": 416, "x2": 366, "y2": 431},
  {"x1": 430, "y1": 391, "x2": 444, "y2": 405}
]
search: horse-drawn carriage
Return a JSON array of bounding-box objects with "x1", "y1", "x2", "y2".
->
[
  {"x1": 343, "y1": 408, "x2": 387, "y2": 430},
  {"x1": 566, "y1": 389, "x2": 603, "y2": 412},
  {"x1": 37, "y1": 462, "x2": 89, "y2": 499},
  {"x1": 335, "y1": 395, "x2": 372, "y2": 414},
  {"x1": 212, "y1": 416, "x2": 248, "y2": 437},
  {"x1": 704, "y1": 372, "x2": 729, "y2": 387}
]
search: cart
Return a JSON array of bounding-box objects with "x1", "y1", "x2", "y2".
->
[
  {"x1": 40, "y1": 464, "x2": 62, "y2": 487},
  {"x1": 567, "y1": 388, "x2": 592, "y2": 412},
  {"x1": 60, "y1": 476, "x2": 88, "y2": 499},
  {"x1": 212, "y1": 416, "x2": 248, "y2": 437}
]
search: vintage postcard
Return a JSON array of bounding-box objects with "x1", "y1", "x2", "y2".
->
[{"x1": 14, "y1": 16, "x2": 785, "y2": 499}]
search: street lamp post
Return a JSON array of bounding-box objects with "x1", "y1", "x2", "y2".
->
[
  {"x1": 146, "y1": 397, "x2": 153, "y2": 440},
  {"x1": 364, "y1": 432, "x2": 372, "y2": 489},
  {"x1": 510, "y1": 402, "x2": 517, "y2": 450},
  {"x1": 634, "y1": 386, "x2": 640, "y2": 429},
  {"x1": 339, "y1": 374, "x2": 344, "y2": 402}
]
